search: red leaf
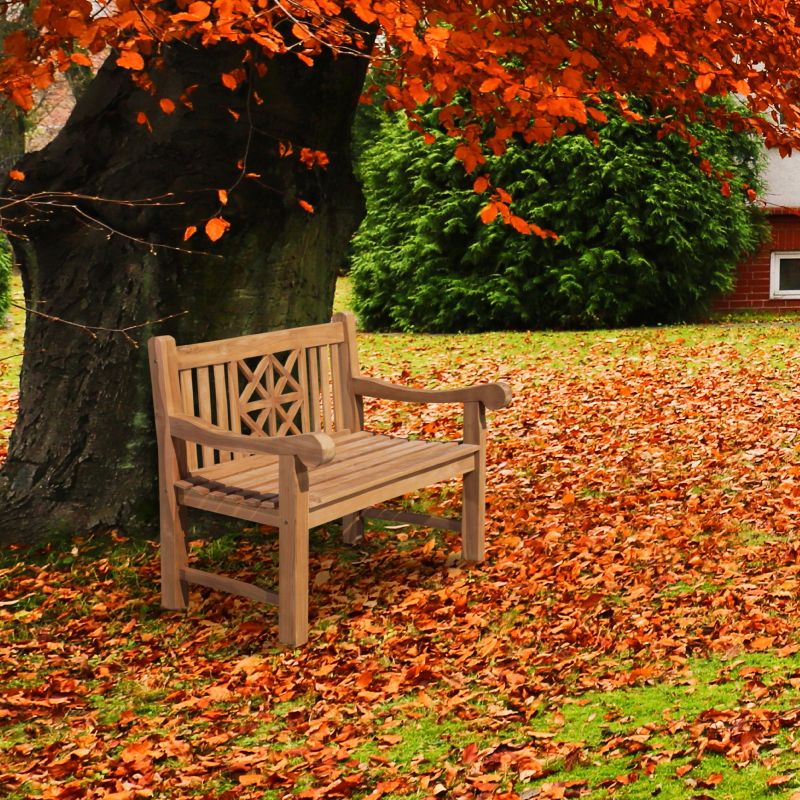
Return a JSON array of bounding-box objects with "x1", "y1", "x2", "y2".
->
[
  {"x1": 70, "y1": 53, "x2": 92, "y2": 67},
  {"x1": 205, "y1": 216, "x2": 230, "y2": 242},
  {"x1": 510, "y1": 215, "x2": 531, "y2": 235},
  {"x1": 461, "y1": 742, "x2": 479, "y2": 764},
  {"x1": 363, "y1": 781, "x2": 400, "y2": 800},
  {"x1": 172, "y1": 1, "x2": 211, "y2": 22},
  {"x1": 479, "y1": 77, "x2": 502, "y2": 93},
  {"x1": 356, "y1": 670, "x2": 374, "y2": 688},
  {"x1": 407, "y1": 79, "x2": 429, "y2": 105},
  {"x1": 116, "y1": 50, "x2": 144, "y2": 71},
  {"x1": 695, "y1": 73, "x2": 714, "y2": 93},
  {"x1": 495, "y1": 187, "x2": 512, "y2": 204},
  {"x1": 454, "y1": 143, "x2": 483, "y2": 172},
  {"x1": 767, "y1": 775, "x2": 793, "y2": 787},
  {"x1": 705, "y1": 0, "x2": 722, "y2": 23},
  {"x1": 530, "y1": 222, "x2": 559, "y2": 240},
  {"x1": 633, "y1": 34, "x2": 658, "y2": 56},
  {"x1": 697, "y1": 773, "x2": 724, "y2": 788},
  {"x1": 351, "y1": 0, "x2": 378, "y2": 24},
  {"x1": 221, "y1": 72, "x2": 239, "y2": 90},
  {"x1": 239, "y1": 773, "x2": 264, "y2": 786},
  {"x1": 136, "y1": 111, "x2": 152, "y2": 132},
  {"x1": 473, "y1": 175, "x2": 490, "y2": 193},
  {"x1": 479, "y1": 203, "x2": 499, "y2": 224}
]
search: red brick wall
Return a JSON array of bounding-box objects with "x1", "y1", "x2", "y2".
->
[{"x1": 714, "y1": 213, "x2": 800, "y2": 311}]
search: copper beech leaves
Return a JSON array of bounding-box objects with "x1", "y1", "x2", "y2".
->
[
  {"x1": 480, "y1": 198, "x2": 556, "y2": 238},
  {"x1": 115, "y1": 50, "x2": 144, "y2": 72},
  {"x1": 473, "y1": 175, "x2": 490, "y2": 194},
  {"x1": 174, "y1": 1, "x2": 212, "y2": 23},
  {"x1": 204, "y1": 216, "x2": 230, "y2": 241},
  {"x1": 9, "y1": 0, "x2": 800, "y2": 243},
  {"x1": 69, "y1": 52, "x2": 92, "y2": 68}
]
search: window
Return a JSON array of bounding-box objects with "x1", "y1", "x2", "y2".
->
[{"x1": 770, "y1": 251, "x2": 800, "y2": 298}]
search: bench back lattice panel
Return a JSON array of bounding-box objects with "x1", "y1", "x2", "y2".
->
[{"x1": 173, "y1": 322, "x2": 351, "y2": 470}]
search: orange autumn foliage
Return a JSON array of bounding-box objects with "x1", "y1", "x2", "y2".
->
[
  {"x1": 3, "y1": 1, "x2": 800, "y2": 142},
  {"x1": 0, "y1": 0, "x2": 800, "y2": 144},
  {"x1": 4, "y1": 0, "x2": 800, "y2": 239}
]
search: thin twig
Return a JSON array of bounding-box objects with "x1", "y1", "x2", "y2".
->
[
  {"x1": 9, "y1": 302, "x2": 188, "y2": 347},
  {"x1": 0, "y1": 190, "x2": 183, "y2": 214},
  {"x1": 0, "y1": 190, "x2": 220, "y2": 256},
  {"x1": 272, "y1": 0, "x2": 373, "y2": 59}
]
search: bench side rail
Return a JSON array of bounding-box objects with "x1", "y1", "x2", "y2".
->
[{"x1": 168, "y1": 320, "x2": 356, "y2": 471}]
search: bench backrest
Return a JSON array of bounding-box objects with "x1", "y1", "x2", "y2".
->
[{"x1": 150, "y1": 312, "x2": 361, "y2": 471}]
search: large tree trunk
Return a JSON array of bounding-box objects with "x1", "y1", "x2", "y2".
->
[{"x1": 0, "y1": 44, "x2": 369, "y2": 540}]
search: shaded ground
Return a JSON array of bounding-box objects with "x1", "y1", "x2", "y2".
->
[{"x1": 1, "y1": 281, "x2": 800, "y2": 798}]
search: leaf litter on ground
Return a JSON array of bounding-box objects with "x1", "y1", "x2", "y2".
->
[{"x1": 3, "y1": 306, "x2": 800, "y2": 797}]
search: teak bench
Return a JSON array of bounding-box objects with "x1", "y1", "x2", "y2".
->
[{"x1": 148, "y1": 312, "x2": 511, "y2": 646}]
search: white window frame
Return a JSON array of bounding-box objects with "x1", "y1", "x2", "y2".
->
[{"x1": 770, "y1": 251, "x2": 800, "y2": 299}]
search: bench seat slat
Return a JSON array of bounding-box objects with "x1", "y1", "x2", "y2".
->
[
  {"x1": 309, "y1": 442, "x2": 475, "y2": 508},
  {"x1": 175, "y1": 434, "x2": 478, "y2": 522},
  {"x1": 188, "y1": 429, "x2": 367, "y2": 483},
  {"x1": 308, "y1": 454, "x2": 477, "y2": 526},
  {"x1": 224, "y1": 434, "x2": 420, "y2": 491},
  {"x1": 187, "y1": 433, "x2": 456, "y2": 494}
]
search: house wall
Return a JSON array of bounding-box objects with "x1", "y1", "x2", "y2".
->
[
  {"x1": 714, "y1": 213, "x2": 800, "y2": 311},
  {"x1": 762, "y1": 149, "x2": 800, "y2": 208}
]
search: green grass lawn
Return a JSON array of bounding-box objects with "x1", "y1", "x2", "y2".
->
[
  {"x1": 2, "y1": 274, "x2": 800, "y2": 798},
  {"x1": 0, "y1": 270, "x2": 23, "y2": 455},
  {"x1": 0, "y1": 268, "x2": 24, "y2": 361}
]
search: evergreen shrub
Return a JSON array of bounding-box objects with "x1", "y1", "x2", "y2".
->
[{"x1": 350, "y1": 103, "x2": 766, "y2": 331}]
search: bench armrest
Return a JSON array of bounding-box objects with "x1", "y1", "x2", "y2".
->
[
  {"x1": 169, "y1": 414, "x2": 336, "y2": 468},
  {"x1": 352, "y1": 376, "x2": 512, "y2": 410}
]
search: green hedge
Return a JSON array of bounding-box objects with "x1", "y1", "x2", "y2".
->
[{"x1": 350, "y1": 103, "x2": 766, "y2": 331}]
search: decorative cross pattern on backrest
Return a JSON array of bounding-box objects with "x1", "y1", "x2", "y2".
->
[
  {"x1": 176, "y1": 338, "x2": 346, "y2": 471},
  {"x1": 237, "y1": 350, "x2": 306, "y2": 437}
]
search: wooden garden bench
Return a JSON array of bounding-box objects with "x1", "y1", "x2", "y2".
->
[{"x1": 148, "y1": 312, "x2": 511, "y2": 646}]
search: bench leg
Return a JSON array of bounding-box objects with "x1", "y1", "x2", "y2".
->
[
  {"x1": 342, "y1": 512, "x2": 364, "y2": 545},
  {"x1": 279, "y1": 455, "x2": 310, "y2": 647},
  {"x1": 462, "y1": 402, "x2": 487, "y2": 563},
  {"x1": 161, "y1": 505, "x2": 189, "y2": 609}
]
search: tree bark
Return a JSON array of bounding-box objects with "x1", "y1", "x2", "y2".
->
[{"x1": 0, "y1": 43, "x2": 369, "y2": 540}]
